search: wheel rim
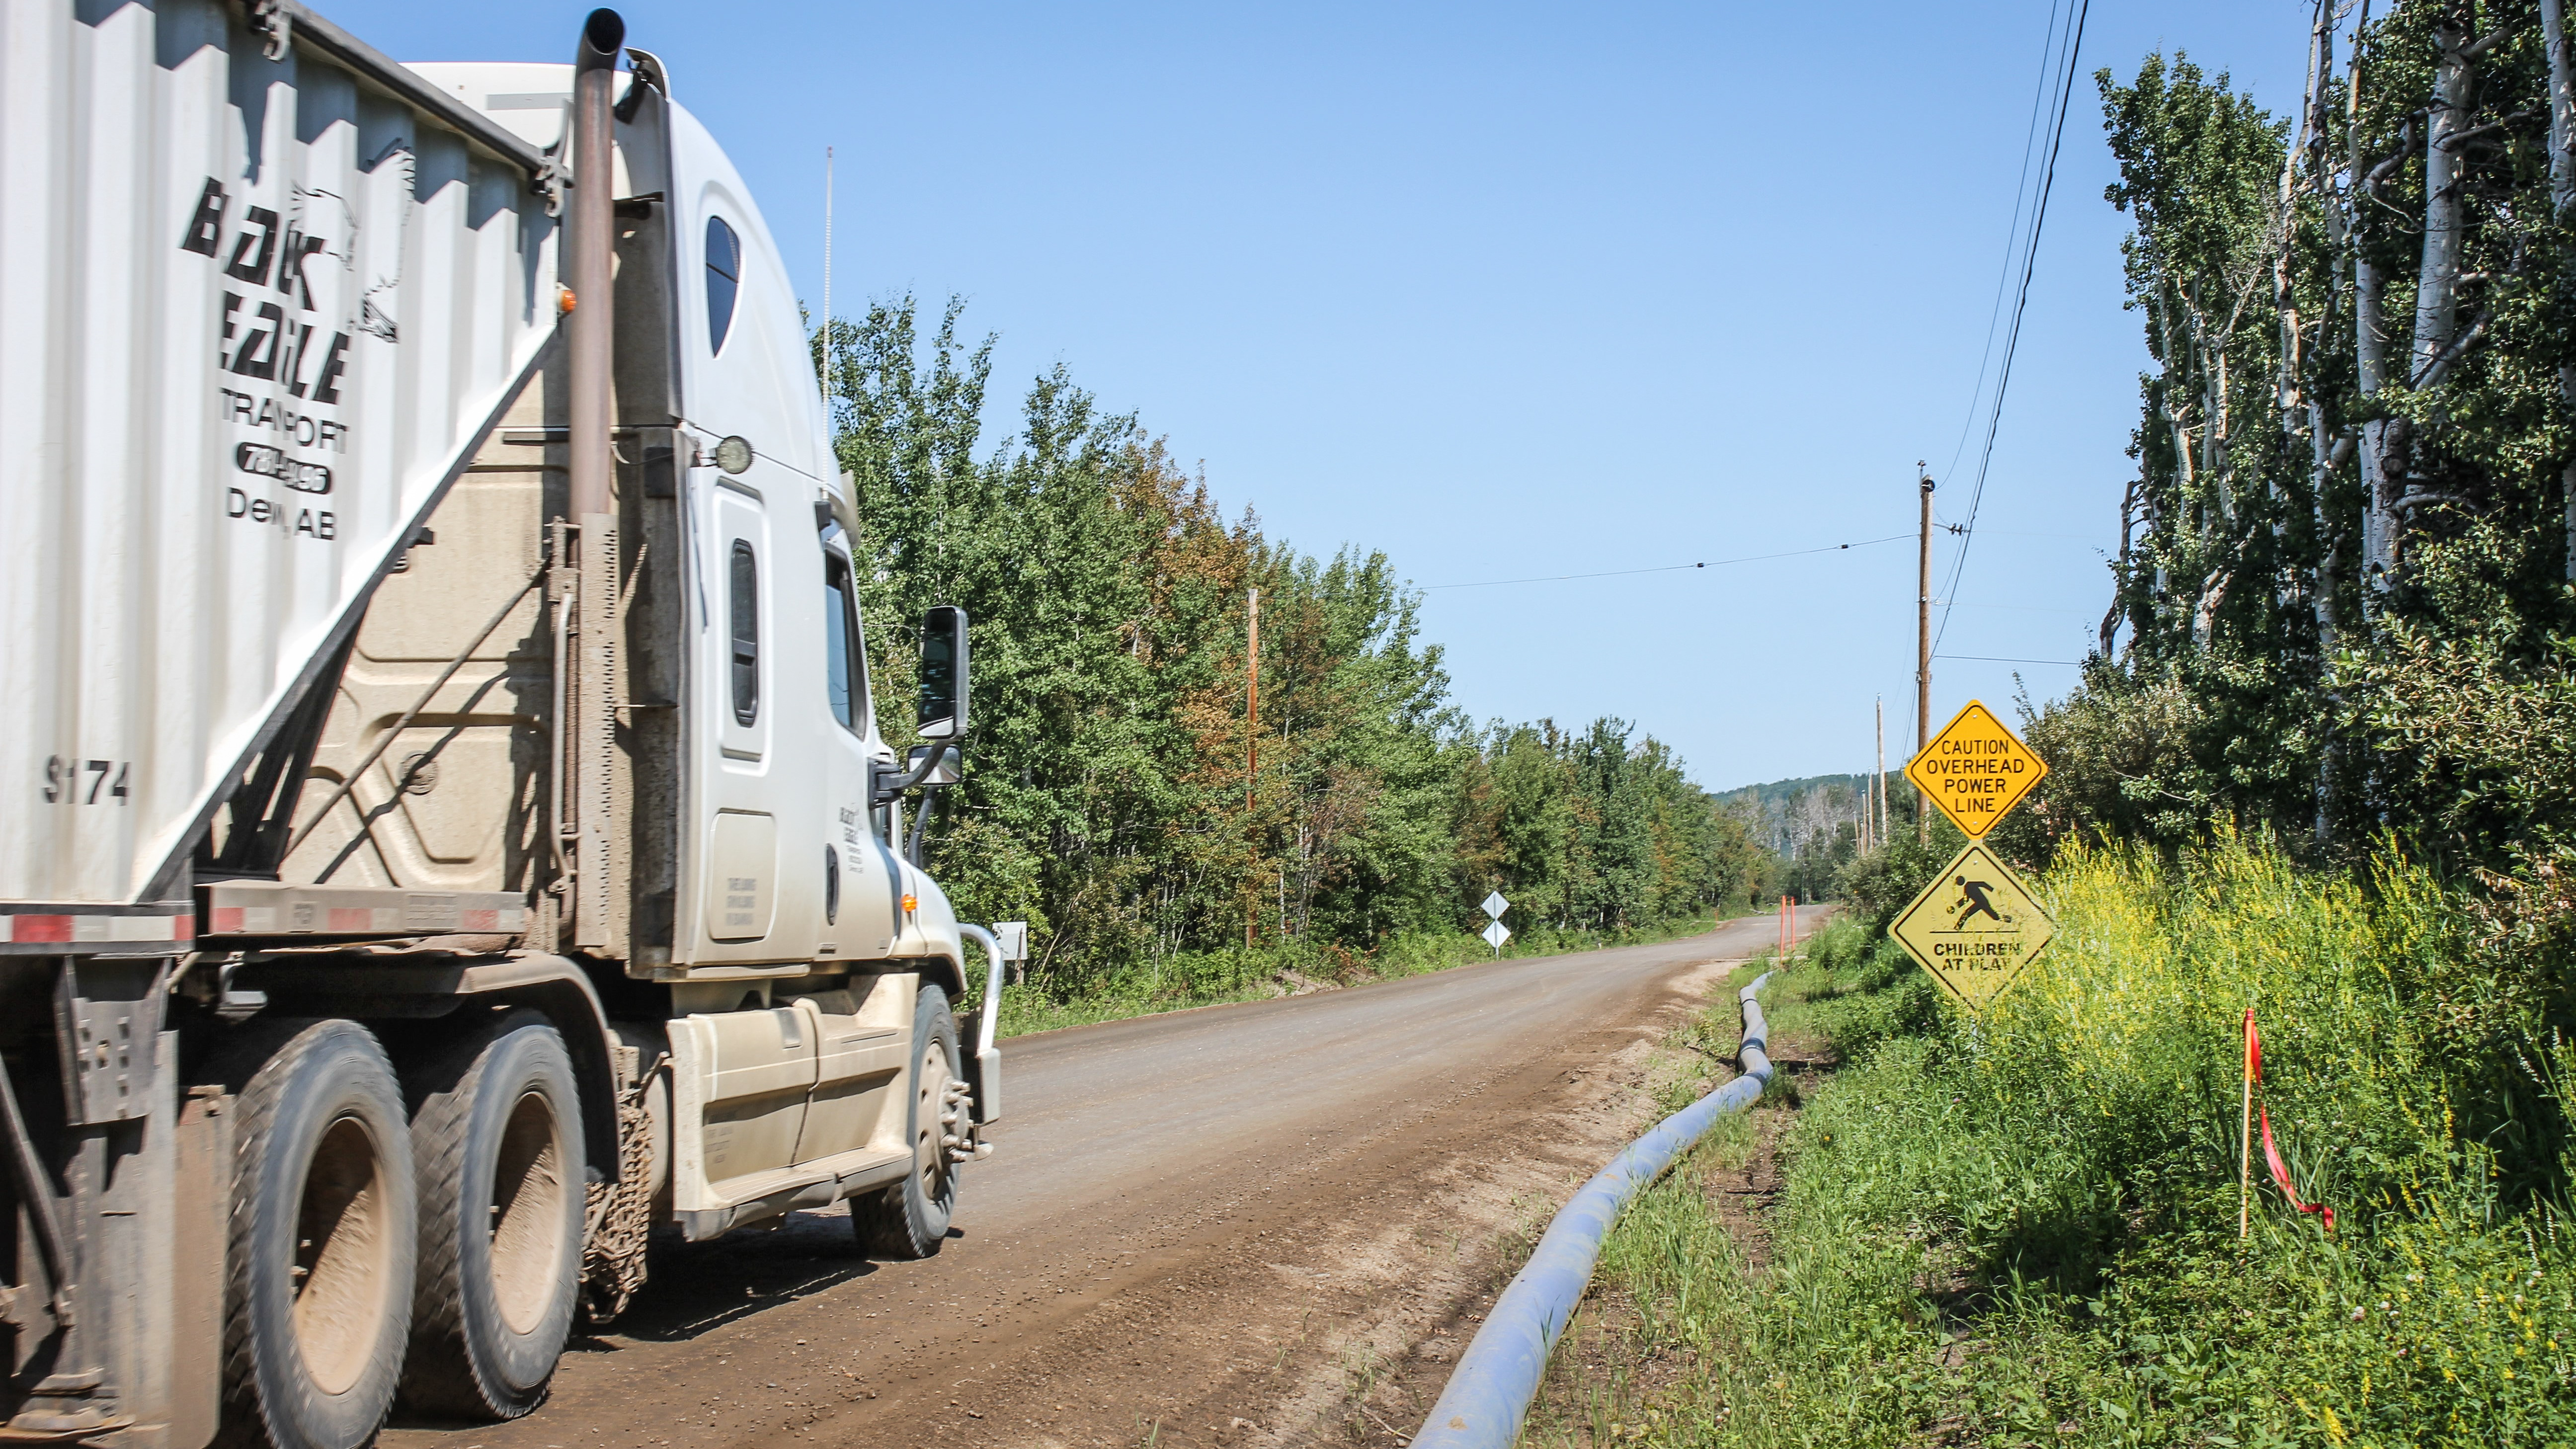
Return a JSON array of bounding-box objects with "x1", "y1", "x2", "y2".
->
[
  {"x1": 293, "y1": 1114, "x2": 398, "y2": 1397},
  {"x1": 914, "y1": 1038, "x2": 953, "y2": 1207},
  {"x1": 487, "y1": 1089, "x2": 570, "y2": 1336}
]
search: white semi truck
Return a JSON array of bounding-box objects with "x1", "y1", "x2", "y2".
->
[{"x1": 0, "y1": 3, "x2": 1006, "y2": 1445}]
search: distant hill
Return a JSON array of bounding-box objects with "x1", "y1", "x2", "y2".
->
[
  {"x1": 1718, "y1": 773, "x2": 1870, "y2": 813},
  {"x1": 1719, "y1": 772, "x2": 1895, "y2": 861}
]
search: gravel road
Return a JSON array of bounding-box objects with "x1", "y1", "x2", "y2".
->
[{"x1": 380, "y1": 906, "x2": 1825, "y2": 1449}]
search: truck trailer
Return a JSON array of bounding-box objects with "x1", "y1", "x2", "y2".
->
[{"x1": 0, "y1": 3, "x2": 1005, "y2": 1445}]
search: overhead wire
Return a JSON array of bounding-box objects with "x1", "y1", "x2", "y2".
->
[
  {"x1": 1424, "y1": 533, "x2": 1912, "y2": 591},
  {"x1": 1940, "y1": 0, "x2": 2077, "y2": 485},
  {"x1": 1933, "y1": 0, "x2": 2093, "y2": 660}
]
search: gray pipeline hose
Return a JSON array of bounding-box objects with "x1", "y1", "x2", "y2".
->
[{"x1": 1412, "y1": 970, "x2": 1776, "y2": 1449}]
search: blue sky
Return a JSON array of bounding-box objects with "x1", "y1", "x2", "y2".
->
[{"x1": 334, "y1": 0, "x2": 2321, "y2": 790}]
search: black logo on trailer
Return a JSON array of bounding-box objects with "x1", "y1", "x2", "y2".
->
[{"x1": 234, "y1": 442, "x2": 332, "y2": 495}]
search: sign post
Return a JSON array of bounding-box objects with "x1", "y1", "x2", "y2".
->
[
  {"x1": 1889, "y1": 701, "x2": 2057, "y2": 1011},
  {"x1": 1481, "y1": 892, "x2": 1511, "y2": 957}
]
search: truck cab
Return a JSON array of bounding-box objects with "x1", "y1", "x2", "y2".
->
[{"x1": 0, "y1": 5, "x2": 1002, "y2": 1446}]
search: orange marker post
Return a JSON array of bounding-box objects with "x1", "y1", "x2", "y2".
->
[{"x1": 2240, "y1": 1007, "x2": 2255, "y2": 1240}]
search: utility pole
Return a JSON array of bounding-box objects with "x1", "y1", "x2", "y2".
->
[
  {"x1": 1875, "y1": 694, "x2": 1887, "y2": 850},
  {"x1": 1246, "y1": 586, "x2": 1260, "y2": 951},
  {"x1": 1247, "y1": 587, "x2": 1260, "y2": 812},
  {"x1": 1858, "y1": 757, "x2": 1870, "y2": 856},
  {"x1": 1918, "y1": 465, "x2": 1934, "y2": 844}
]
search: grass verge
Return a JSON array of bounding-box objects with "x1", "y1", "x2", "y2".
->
[{"x1": 1526, "y1": 836, "x2": 2576, "y2": 1448}]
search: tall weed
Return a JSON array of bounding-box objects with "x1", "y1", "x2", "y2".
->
[{"x1": 1588, "y1": 835, "x2": 2576, "y2": 1448}]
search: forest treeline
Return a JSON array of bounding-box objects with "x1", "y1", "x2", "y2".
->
[
  {"x1": 1778, "y1": 13, "x2": 2576, "y2": 1439},
  {"x1": 812, "y1": 298, "x2": 1766, "y2": 988},
  {"x1": 1999, "y1": 1, "x2": 2576, "y2": 894}
]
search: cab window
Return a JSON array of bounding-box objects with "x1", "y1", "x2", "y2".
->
[
  {"x1": 727, "y1": 540, "x2": 759, "y2": 724},
  {"x1": 822, "y1": 554, "x2": 867, "y2": 731},
  {"x1": 705, "y1": 215, "x2": 741, "y2": 353}
]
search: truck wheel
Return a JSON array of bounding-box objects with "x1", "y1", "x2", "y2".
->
[
  {"x1": 852, "y1": 985, "x2": 962, "y2": 1259},
  {"x1": 398, "y1": 1010, "x2": 586, "y2": 1421},
  {"x1": 218, "y1": 1020, "x2": 416, "y2": 1449}
]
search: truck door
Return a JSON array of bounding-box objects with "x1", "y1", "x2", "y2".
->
[
  {"x1": 819, "y1": 545, "x2": 900, "y2": 959},
  {"x1": 795, "y1": 549, "x2": 906, "y2": 1166}
]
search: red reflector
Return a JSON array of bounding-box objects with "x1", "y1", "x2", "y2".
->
[{"x1": 13, "y1": 915, "x2": 72, "y2": 943}]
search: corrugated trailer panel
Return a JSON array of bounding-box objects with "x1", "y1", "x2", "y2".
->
[{"x1": 0, "y1": 0, "x2": 558, "y2": 906}]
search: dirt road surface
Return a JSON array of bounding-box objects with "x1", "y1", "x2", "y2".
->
[{"x1": 380, "y1": 907, "x2": 1825, "y2": 1449}]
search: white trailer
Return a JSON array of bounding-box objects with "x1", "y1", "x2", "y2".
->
[{"x1": 0, "y1": 4, "x2": 1003, "y2": 1445}]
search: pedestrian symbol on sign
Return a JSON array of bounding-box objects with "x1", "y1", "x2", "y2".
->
[{"x1": 1951, "y1": 875, "x2": 2007, "y2": 925}]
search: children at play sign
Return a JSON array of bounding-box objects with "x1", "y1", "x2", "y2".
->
[{"x1": 1891, "y1": 702, "x2": 2057, "y2": 1012}]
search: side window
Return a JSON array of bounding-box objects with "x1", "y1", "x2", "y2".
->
[
  {"x1": 727, "y1": 540, "x2": 759, "y2": 725},
  {"x1": 822, "y1": 555, "x2": 867, "y2": 731},
  {"x1": 705, "y1": 215, "x2": 740, "y2": 354}
]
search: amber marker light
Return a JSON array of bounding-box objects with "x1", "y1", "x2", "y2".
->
[{"x1": 901, "y1": 892, "x2": 918, "y2": 915}]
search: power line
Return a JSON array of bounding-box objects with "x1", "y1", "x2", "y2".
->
[
  {"x1": 1424, "y1": 533, "x2": 1911, "y2": 591},
  {"x1": 1942, "y1": 0, "x2": 2076, "y2": 485},
  {"x1": 1933, "y1": 0, "x2": 2093, "y2": 659},
  {"x1": 1937, "y1": 653, "x2": 2084, "y2": 666}
]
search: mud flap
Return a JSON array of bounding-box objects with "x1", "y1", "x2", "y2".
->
[{"x1": 166, "y1": 1082, "x2": 232, "y2": 1449}]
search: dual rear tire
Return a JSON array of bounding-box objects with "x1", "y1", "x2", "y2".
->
[
  {"x1": 216, "y1": 1013, "x2": 583, "y2": 1448},
  {"x1": 216, "y1": 1021, "x2": 415, "y2": 1449},
  {"x1": 397, "y1": 1011, "x2": 585, "y2": 1421}
]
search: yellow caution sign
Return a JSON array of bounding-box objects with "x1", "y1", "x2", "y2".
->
[
  {"x1": 1889, "y1": 843, "x2": 2055, "y2": 1012},
  {"x1": 1905, "y1": 700, "x2": 2047, "y2": 839}
]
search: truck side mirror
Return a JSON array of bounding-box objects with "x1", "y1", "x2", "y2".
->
[
  {"x1": 917, "y1": 604, "x2": 969, "y2": 740},
  {"x1": 906, "y1": 744, "x2": 962, "y2": 786}
]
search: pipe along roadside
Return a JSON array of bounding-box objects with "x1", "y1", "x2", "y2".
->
[{"x1": 1412, "y1": 969, "x2": 1777, "y2": 1449}]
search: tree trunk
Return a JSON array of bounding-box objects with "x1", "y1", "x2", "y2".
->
[
  {"x1": 2543, "y1": 0, "x2": 2576, "y2": 578},
  {"x1": 2383, "y1": 10, "x2": 2477, "y2": 591},
  {"x1": 2357, "y1": 247, "x2": 2393, "y2": 601},
  {"x1": 2413, "y1": 15, "x2": 2472, "y2": 388}
]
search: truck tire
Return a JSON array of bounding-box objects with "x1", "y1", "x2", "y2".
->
[
  {"x1": 217, "y1": 1020, "x2": 416, "y2": 1449},
  {"x1": 852, "y1": 985, "x2": 962, "y2": 1259},
  {"x1": 398, "y1": 1010, "x2": 585, "y2": 1421}
]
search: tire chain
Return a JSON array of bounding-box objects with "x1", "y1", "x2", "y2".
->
[{"x1": 578, "y1": 1059, "x2": 654, "y2": 1326}]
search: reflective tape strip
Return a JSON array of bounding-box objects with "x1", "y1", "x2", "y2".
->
[{"x1": 2, "y1": 913, "x2": 192, "y2": 945}]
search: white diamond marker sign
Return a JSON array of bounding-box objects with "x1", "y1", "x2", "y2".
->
[
  {"x1": 1482, "y1": 891, "x2": 1510, "y2": 921},
  {"x1": 1482, "y1": 920, "x2": 1512, "y2": 953}
]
